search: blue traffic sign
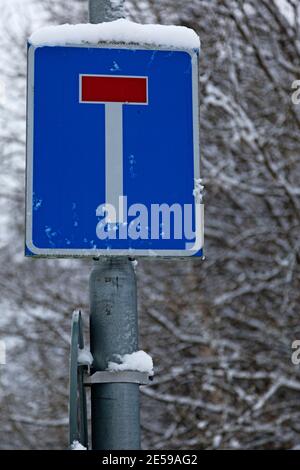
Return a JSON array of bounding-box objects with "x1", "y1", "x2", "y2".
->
[{"x1": 26, "y1": 43, "x2": 203, "y2": 257}]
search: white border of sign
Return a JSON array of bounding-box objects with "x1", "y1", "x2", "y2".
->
[{"x1": 26, "y1": 43, "x2": 204, "y2": 258}]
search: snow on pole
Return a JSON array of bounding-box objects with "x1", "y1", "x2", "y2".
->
[
  {"x1": 107, "y1": 350, "x2": 154, "y2": 376},
  {"x1": 71, "y1": 440, "x2": 87, "y2": 450}
]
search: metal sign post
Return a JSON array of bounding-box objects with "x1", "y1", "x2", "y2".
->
[
  {"x1": 89, "y1": 0, "x2": 124, "y2": 23},
  {"x1": 90, "y1": 258, "x2": 140, "y2": 450},
  {"x1": 26, "y1": 0, "x2": 202, "y2": 450},
  {"x1": 88, "y1": 0, "x2": 141, "y2": 450}
]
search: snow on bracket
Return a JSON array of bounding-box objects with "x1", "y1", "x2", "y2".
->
[{"x1": 29, "y1": 19, "x2": 200, "y2": 51}]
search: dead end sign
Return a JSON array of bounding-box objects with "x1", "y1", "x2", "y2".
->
[
  {"x1": 80, "y1": 74, "x2": 148, "y2": 224},
  {"x1": 26, "y1": 43, "x2": 203, "y2": 257}
]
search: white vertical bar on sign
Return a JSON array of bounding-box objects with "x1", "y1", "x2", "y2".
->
[{"x1": 105, "y1": 103, "x2": 124, "y2": 223}]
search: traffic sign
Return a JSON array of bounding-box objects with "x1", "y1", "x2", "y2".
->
[{"x1": 26, "y1": 43, "x2": 203, "y2": 257}]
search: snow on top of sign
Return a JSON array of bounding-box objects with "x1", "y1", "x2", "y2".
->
[{"x1": 29, "y1": 19, "x2": 200, "y2": 50}]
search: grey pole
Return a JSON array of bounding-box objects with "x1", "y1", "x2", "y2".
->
[
  {"x1": 90, "y1": 258, "x2": 140, "y2": 450},
  {"x1": 89, "y1": 0, "x2": 125, "y2": 23},
  {"x1": 88, "y1": 1, "x2": 140, "y2": 451}
]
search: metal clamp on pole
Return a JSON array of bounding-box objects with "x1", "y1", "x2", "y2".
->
[{"x1": 85, "y1": 370, "x2": 153, "y2": 386}]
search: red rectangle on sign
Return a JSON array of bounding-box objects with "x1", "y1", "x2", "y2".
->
[{"x1": 81, "y1": 75, "x2": 148, "y2": 104}]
